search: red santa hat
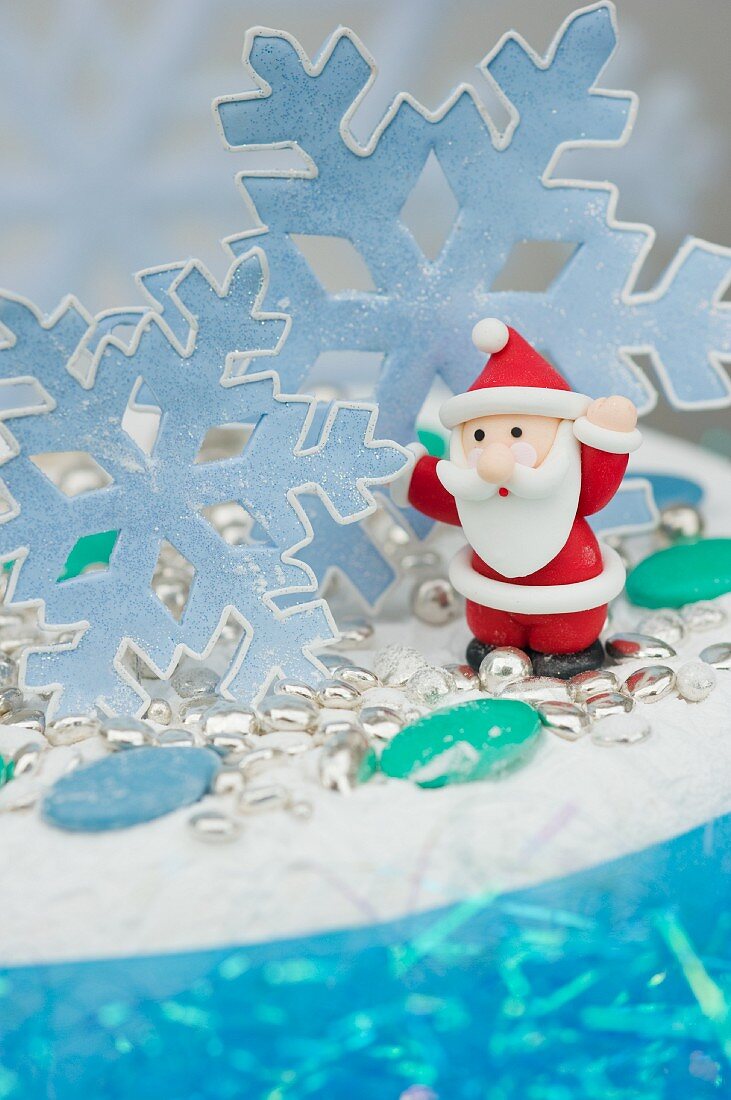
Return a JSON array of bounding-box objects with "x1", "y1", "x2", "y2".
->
[{"x1": 440, "y1": 318, "x2": 591, "y2": 429}]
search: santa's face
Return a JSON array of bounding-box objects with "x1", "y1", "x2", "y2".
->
[
  {"x1": 461, "y1": 413, "x2": 560, "y2": 476},
  {"x1": 437, "y1": 416, "x2": 582, "y2": 577}
]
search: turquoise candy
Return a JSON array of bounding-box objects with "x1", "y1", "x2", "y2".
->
[
  {"x1": 380, "y1": 698, "x2": 542, "y2": 788},
  {"x1": 42, "y1": 747, "x2": 219, "y2": 831},
  {"x1": 626, "y1": 538, "x2": 731, "y2": 609}
]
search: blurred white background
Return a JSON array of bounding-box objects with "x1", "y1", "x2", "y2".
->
[{"x1": 0, "y1": 0, "x2": 728, "y2": 446}]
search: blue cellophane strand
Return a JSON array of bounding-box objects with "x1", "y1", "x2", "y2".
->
[
  {"x1": 214, "y1": 1, "x2": 730, "y2": 550},
  {"x1": 0, "y1": 250, "x2": 406, "y2": 717}
]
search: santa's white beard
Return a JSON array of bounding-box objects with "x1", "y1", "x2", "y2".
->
[{"x1": 436, "y1": 419, "x2": 582, "y2": 578}]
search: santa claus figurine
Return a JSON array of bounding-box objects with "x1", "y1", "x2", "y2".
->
[{"x1": 393, "y1": 318, "x2": 642, "y2": 678}]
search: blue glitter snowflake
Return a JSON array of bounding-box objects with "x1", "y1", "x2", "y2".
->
[
  {"x1": 213, "y1": 1, "x2": 730, "y2": 553},
  {"x1": 0, "y1": 250, "x2": 406, "y2": 717}
]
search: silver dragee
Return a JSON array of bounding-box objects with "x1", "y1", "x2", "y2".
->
[
  {"x1": 318, "y1": 728, "x2": 374, "y2": 793},
  {"x1": 102, "y1": 716, "x2": 152, "y2": 750},
  {"x1": 206, "y1": 730, "x2": 252, "y2": 756},
  {"x1": 605, "y1": 633, "x2": 677, "y2": 661},
  {"x1": 202, "y1": 702, "x2": 260, "y2": 738},
  {"x1": 6, "y1": 709, "x2": 45, "y2": 735},
  {"x1": 374, "y1": 644, "x2": 427, "y2": 687},
  {"x1": 478, "y1": 647, "x2": 533, "y2": 694},
  {"x1": 238, "y1": 784, "x2": 292, "y2": 814},
  {"x1": 700, "y1": 643, "x2": 731, "y2": 671},
  {"x1": 410, "y1": 576, "x2": 462, "y2": 625},
  {"x1": 155, "y1": 727, "x2": 201, "y2": 748},
  {"x1": 145, "y1": 698, "x2": 173, "y2": 726},
  {"x1": 316, "y1": 679, "x2": 362, "y2": 710},
  {"x1": 11, "y1": 741, "x2": 43, "y2": 778},
  {"x1": 188, "y1": 809, "x2": 241, "y2": 843},
  {"x1": 400, "y1": 550, "x2": 442, "y2": 573},
  {"x1": 680, "y1": 602, "x2": 727, "y2": 632},
  {"x1": 234, "y1": 746, "x2": 283, "y2": 777},
  {"x1": 676, "y1": 660, "x2": 717, "y2": 702},
  {"x1": 273, "y1": 679, "x2": 319, "y2": 705},
  {"x1": 659, "y1": 503, "x2": 704, "y2": 542},
  {"x1": 332, "y1": 665, "x2": 380, "y2": 692},
  {"x1": 336, "y1": 618, "x2": 374, "y2": 649},
  {"x1": 47, "y1": 714, "x2": 101, "y2": 746},
  {"x1": 586, "y1": 691, "x2": 635, "y2": 719},
  {"x1": 405, "y1": 666, "x2": 456, "y2": 707},
  {"x1": 256, "y1": 731, "x2": 313, "y2": 756},
  {"x1": 569, "y1": 668, "x2": 619, "y2": 703},
  {"x1": 210, "y1": 766, "x2": 246, "y2": 797},
  {"x1": 536, "y1": 700, "x2": 590, "y2": 741},
  {"x1": 591, "y1": 712, "x2": 651, "y2": 746},
  {"x1": 0, "y1": 688, "x2": 24, "y2": 719},
  {"x1": 179, "y1": 694, "x2": 220, "y2": 725},
  {"x1": 0, "y1": 656, "x2": 17, "y2": 689},
  {"x1": 636, "y1": 611, "x2": 686, "y2": 647},
  {"x1": 444, "y1": 663, "x2": 480, "y2": 692},
  {"x1": 624, "y1": 665, "x2": 676, "y2": 703},
  {"x1": 170, "y1": 665, "x2": 219, "y2": 699},
  {"x1": 257, "y1": 696, "x2": 318, "y2": 733},
  {"x1": 357, "y1": 706, "x2": 403, "y2": 741},
  {"x1": 498, "y1": 676, "x2": 571, "y2": 704}
]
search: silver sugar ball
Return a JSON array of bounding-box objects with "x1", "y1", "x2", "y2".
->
[
  {"x1": 318, "y1": 728, "x2": 375, "y2": 793},
  {"x1": 145, "y1": 697, "x2": 173, "y2": 726},
  {"x1": 410, "y1": 576, "x2": 462, "y2": 626},
  {"x1": 405, "y1": 665, "x2": 456, "y2": 706},
  {"x1": 700, "y1": 642, "x2": 731, "y2": 671},
  {"x1": 188, "y1": 809, "x2": 241, "y2": 843},
  {"x1": 478, "y1": 647, "x2": 533, "y2": 695},
  {"x1": 659, "y1": 504, "x2": 704, "y2": 542},
  {"x1": 47, "y1": 714, "x2": 101, "y2": 746},
  {"x1": 170, "y1": 665, "x2": 219, "y2": 699},
  {"x1": 680, "y1": 601, "x2": 727, "y2": 633},
  {"x1": 586, "y1": 691, "x2": 635, "y2": 719},
  {"x1": 316, "y1": 679, "x2": 362, "y2": 710},
  {"x1": 675, "y1": 660, "x2": 717, "y2": 702},
  {"x1": 636, "y1": 610, "x2": 685, "y2": 648},
  {"x1": 373, "y1": 645, "x2": 427, "y2": 687}
]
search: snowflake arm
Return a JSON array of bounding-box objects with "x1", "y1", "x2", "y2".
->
[{"x1": 0, "y1": 250, "x2": 407, "y2": 715}]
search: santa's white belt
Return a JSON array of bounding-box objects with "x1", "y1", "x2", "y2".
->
[{"x1": 449, "y1": 542, "x2": 626, "y2": 615}]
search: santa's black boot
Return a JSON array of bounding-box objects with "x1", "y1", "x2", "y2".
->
[
  {"x1": 529, "y1": 640, "x2": 605, "y2": 680},
  {"x1": 466, "y1": 637, "x2": 495, "y2": 672}
]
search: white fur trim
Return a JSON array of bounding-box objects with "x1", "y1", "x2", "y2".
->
[
  {"x1": 573, "y1": 416, "x2": 642, "y2": 454},
  {"x1": 448, "y1": 542, "x2": 626, "y2": 614},
  {"x1": 440, "y1": 387, "x2": 590, "y2": 429},
  {"x1": 471, "y1": 318, "x2": 509, "y2": 354},
  {"x1": 390, "y1": 442, "x2": 427, "y2": 508}
]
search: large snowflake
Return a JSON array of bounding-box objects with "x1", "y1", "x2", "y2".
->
[
  {"x1": 0, "y1": 249, "x2": 405, "y2": 717},
  {"x1": 212, "y1": 1, "x2": 730, "y2": 546}
]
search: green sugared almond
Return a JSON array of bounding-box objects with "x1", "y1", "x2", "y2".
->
[
  {"x1": 626, "y1": 538, "x2": 731, "y2": 609},
  {"x1": 380, "y1": 698, "x2": 542, "y2": 788}
]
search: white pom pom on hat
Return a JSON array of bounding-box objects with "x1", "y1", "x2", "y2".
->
[{"x1": 471, "y1": 317, "x2": 509, "y2": 354}]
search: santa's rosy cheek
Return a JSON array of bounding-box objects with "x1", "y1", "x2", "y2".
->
[
  {"x1": 510, "y1": 440, "x2": 538, "y2": 467},
  {"x1": 467, "y1": 447, "x2": 484, "y2": 468}
]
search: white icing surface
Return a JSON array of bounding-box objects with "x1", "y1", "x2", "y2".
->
[{"x1": 1, "y1": 429, "x2": 730, "y2": 966}]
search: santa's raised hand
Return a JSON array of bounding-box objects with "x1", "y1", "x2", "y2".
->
[{"x1": 393, "y1": 319, "x2": 641, "y2": 678}]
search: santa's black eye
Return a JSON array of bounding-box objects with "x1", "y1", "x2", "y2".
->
[
  {"x1": 511, "y1": 426, "x2": 523, "y2": 438},
  {"x1": 474, "y1": 428, "x2": 485, "y2": 442}
]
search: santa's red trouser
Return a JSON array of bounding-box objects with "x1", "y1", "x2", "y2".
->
[{"x1": 466, "y1": 601, "x2": 608, "y2": 654}]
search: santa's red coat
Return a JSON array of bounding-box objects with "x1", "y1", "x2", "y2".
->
[{"x1": 407, "y1": 443, "x2": 630, "y2": 653}]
